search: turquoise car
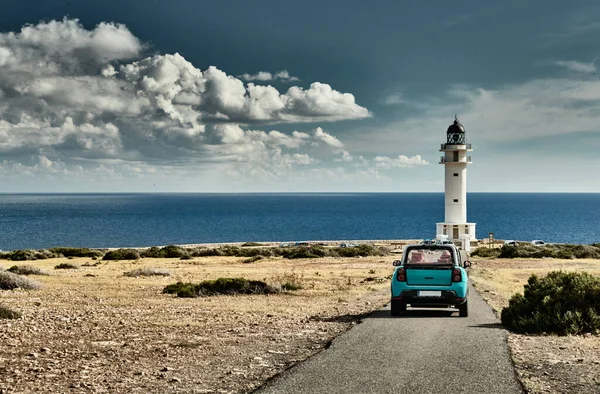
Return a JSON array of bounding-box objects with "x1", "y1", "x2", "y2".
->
[{"x1": 390, "y1": 243, "x2": 471, "y2": 317}]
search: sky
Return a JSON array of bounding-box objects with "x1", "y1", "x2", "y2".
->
[{"x1": 0, "y1": 0, "x2": 599, "y2": 192}]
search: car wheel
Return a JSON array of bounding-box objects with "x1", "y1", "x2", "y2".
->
[
  {"x1": 458, "y1": 300, "x2": 468, "y2": 317},
  {"x1": 390, "y1": 299, "x2": 406, "y2": 316}
]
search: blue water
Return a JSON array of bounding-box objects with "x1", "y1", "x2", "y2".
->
[{"x1": 0, "y1": 193, "x2": 598, "y2": 250}]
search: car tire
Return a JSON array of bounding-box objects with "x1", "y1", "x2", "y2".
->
[
  {"x1": 390, "y1": 300, "x2": 406, "y2": 316},
  {"x1": 458, "y1": 300, "x2": 468, "y2": 317}
]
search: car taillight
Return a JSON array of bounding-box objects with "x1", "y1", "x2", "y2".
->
[
  {"x1": 396, "y1": 268, "x2": 406, "y2": 282},
  {"x1": 452, "y1": 268, "x2": 461, "y2": 283}
]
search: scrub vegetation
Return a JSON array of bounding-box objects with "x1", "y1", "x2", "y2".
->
[
  {"x1": 163, "y1": 278, "x2": 278, "y2": 298},
  {"x1": 0, "y1": 271, "x2": 42, "y2": 290},
  {"x1": 501, "y1": 271, "x2": 600, "y2": 335},
  {"x1": 7, "y1": 265, "x2": 49, "y2": 276},
  {"x1": 0, "y1": 243, "x2": 389, "y2": 262},
  {"x1": 471, "y1": 243, "x2": 600, "y2": 259}
]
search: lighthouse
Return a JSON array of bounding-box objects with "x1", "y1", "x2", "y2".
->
[{"x1": 436, "y1": 116, "x2": 476, "y2": 250}]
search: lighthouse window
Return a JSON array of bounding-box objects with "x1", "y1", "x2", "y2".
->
[
  {"x1": 453, "y1": 173, "x2": 459, "y2": 177},
  {"x1": 453, "y1": 199, "x2": 459, "y2": 203}
]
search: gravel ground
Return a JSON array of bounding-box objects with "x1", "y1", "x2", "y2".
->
[{"x1": 0, "y1": 256, "x2": 391, "y2": 393}]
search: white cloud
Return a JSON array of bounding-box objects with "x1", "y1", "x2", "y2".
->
[
  {"x1": 239, "y1": 69, "x2": 300, "y2": 82},
  {"x1": 374, "y1": 155, "x2": 429, "y2": 169},
  {"x1": 313, "y1": 127, "x2": 344, "y2": 148},
  {"x1": 0, "y1": 18, "x2": 372, "y2": 180},
  {"x1": 239, "y1": 71, "x2": 273, "y2": 81},
  {"x1": 275, "y1": 70, "x2": 300, "y2": 81},
  {"x1": 554, "y1": 60, "x2": 596, "y2": 73},
  {"x1": 382, "y1": 93, "x2": 405, "y2": 105}
]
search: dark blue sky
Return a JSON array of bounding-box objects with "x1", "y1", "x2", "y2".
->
[{"x1": 1, "y1": 1, "x2": 600, "y2": 191}]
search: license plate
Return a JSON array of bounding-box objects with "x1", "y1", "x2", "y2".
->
[{"x1": 418, "y1": 291, "x2": 441, "y2": 297}]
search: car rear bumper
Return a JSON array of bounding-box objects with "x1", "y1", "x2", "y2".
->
[{"x1": 392, "y1": 289, "x2": 467, "y2": 306}]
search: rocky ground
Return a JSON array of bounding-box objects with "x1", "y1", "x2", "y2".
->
[
  {"x1": 0, "y1": 256, "x2": 391, "y2": 393},
  {"x1": 469, "y1": 258, "x2": 600, "y2": 394}
]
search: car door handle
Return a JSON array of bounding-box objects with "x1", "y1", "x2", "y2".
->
[{"x1": 425, "y1": 277, "x2": 434, "y2": 279}]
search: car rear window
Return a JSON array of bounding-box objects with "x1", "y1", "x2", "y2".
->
[{"x1": 406, "y1": 248, "x2": 454, "y2": 264}]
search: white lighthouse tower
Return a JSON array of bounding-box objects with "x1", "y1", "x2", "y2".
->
[{"x1": 436, "y1": 116, "x2": 476, "y2": 250}]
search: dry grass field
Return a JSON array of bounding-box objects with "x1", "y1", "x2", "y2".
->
[
  {"x1": 0, "y1": 256, "x2": 392, "y2": 394},
  {"x1": 470, "y1": 258, "x2": 600, "y2": 394}
]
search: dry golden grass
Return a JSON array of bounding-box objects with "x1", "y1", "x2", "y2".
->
[
  {"x1": 0, "y1": 255, "x2": 392, "y2": 393},
  {"x1": 470, "y1": 258, "x2": 600, "y2": 394}
]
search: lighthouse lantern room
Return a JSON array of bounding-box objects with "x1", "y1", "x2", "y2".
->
[{"x1": 435, "y1": 116, "x2": 476, "y2": 250}]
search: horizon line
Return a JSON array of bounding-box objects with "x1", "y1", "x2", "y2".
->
[{"x1": 1, "y1": 191, "x2": 600, "y2": 195}]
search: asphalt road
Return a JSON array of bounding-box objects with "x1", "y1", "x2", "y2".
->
[{"x1": 256, "y1": 284, "x2": 523, "y2": 394}]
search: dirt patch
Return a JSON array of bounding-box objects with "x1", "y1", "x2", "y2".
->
[
  {"x1": 0, "y1": 256, "x2": 392, "y2": 393},
  {"x1": 470, "y1": 258, "x2": 600, "y2": 394}
]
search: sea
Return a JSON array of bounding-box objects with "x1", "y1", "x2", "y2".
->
[{"x1": 0, "y1": 193, "x2": 598, "y2": 251}]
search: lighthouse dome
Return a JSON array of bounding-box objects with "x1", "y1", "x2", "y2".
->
[{"x1": 447, "y1": 117, "x2": 465, "y2": 133}]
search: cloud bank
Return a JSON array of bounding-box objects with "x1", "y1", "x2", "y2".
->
[{"x1": 0, "y1": 18, "x2": 427, "y2": 188}]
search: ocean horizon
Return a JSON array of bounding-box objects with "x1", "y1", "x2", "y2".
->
[{"x1": 0, "y1": 192, "x2": 599, "y2": 250}]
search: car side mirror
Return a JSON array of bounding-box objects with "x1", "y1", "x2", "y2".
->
[
  {"x1": 392, "y1": 260, "x2": 402, "y2": 267},
  {"x1": 464, "y1": 261, "x2": 471, "y2": 268}
]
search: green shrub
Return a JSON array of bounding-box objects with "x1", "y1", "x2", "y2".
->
[
  {"x1": 0, "y1": 271, "x2": 42, "y2": 290},
  {"x1": 471, "y1": 247, "x2": 502, "y2": 258},
  {"x1": 49, "y1": 247, "x2": 103, "y2": 258},
  {"x1": 55, "y1": 263, "x2": 78, "y2": 270},
  {"x1": 163, "y1": 282, "x2": 191, "y2": 295},
  {"x1": 32, "y1": 250, "x2": 59, "y2": 260},
  {"x1": 241, "y1": 242, "x2": 264, "y2": 247},
  {"x1": 0, "y1": 249, "x2": 58, "y2": 261},
  {"x1": 275, "y1": 246, "x2": 324, "y2": 259},
  {"x1": 0, "y1": 305, "x2": 21, "y2": 319},
  {"x1": 501, "y1": 271, "x2": 600, "y2": 335},
  {"x1": 123, "y1": 268, "x2": 170, "y2": 277},
  {"x1": 492, "y1": 244, "x2": 600, "y2": 259},
  {"x1": 7, "y1": 265, "x2": 48, "y2": 276},
  {"x1": 6, "y1": 250, "x2": 35, "y2": 261},
  {"x1": 243, "y1": 256, "x2": 263, "y2": 264},
  {"x1": 141, "y1": 245, "x2": 190, "y2": 258},
  {"x1": 102, "y1": 249, "x2": 141, "y2": 260},
  {"x1": 189, "y1": 247, "x2": 222, "y2": 257},
  {"x1": 163, "y1": 278, "x2": 278, "y2": 298}
]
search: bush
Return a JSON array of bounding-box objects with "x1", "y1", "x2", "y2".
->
[
  {"x1": 55, "y1": 263, "x2": 78, "y2": 270},
  {"x1": 49, "y1": 247, "x2": 103, "y2": 258},
  {"x1": 471, "y1": 244, "x2": 600, "y2": 259},
  {"x1": 501, "y1": 271, "x2": 600, "y2": 335},
  {"x1": 243, "y1": 256, "x2": 263, "y2": 264},
  {"x1": 141, "y1": 245, "x2": 187, "y2": 258},
  {"x1": 163, "y1": 278, "x2": 278, "y2": 298},
  {"x1": 189, "y1": 246, "x2": 273, "y2": 258},
  {"x1": 0, "y1": 305, "x2": 21, "y2": 319},
  {"x1": 0, "y1": 249, "x2": 58, "y2": 261},
  {"x1": 0, "y1": 271, "x2": 42, "y2": 290},
  {"x1": 471, "y1": 247, "x2": 502, "y2": 258},
  {"x1": 123, "y1": 268, "x2": 171, "y2": 277},
  {"x1": 102, "y1": 249, "x2": 141, "y2": 260},
  {"x1": 7, "y1": 265, "x2": 48, "y2": 276},
  {"x1": 274, "y1": 246, "x2": 325, "y2": 259},
  {"x1": 189, "y1": 247, "x2": 222, "y2": 257}
]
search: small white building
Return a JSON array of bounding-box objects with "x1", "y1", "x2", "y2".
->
[{"x1": 436, "y1": 116, "x2": 476, "y2": 250}]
